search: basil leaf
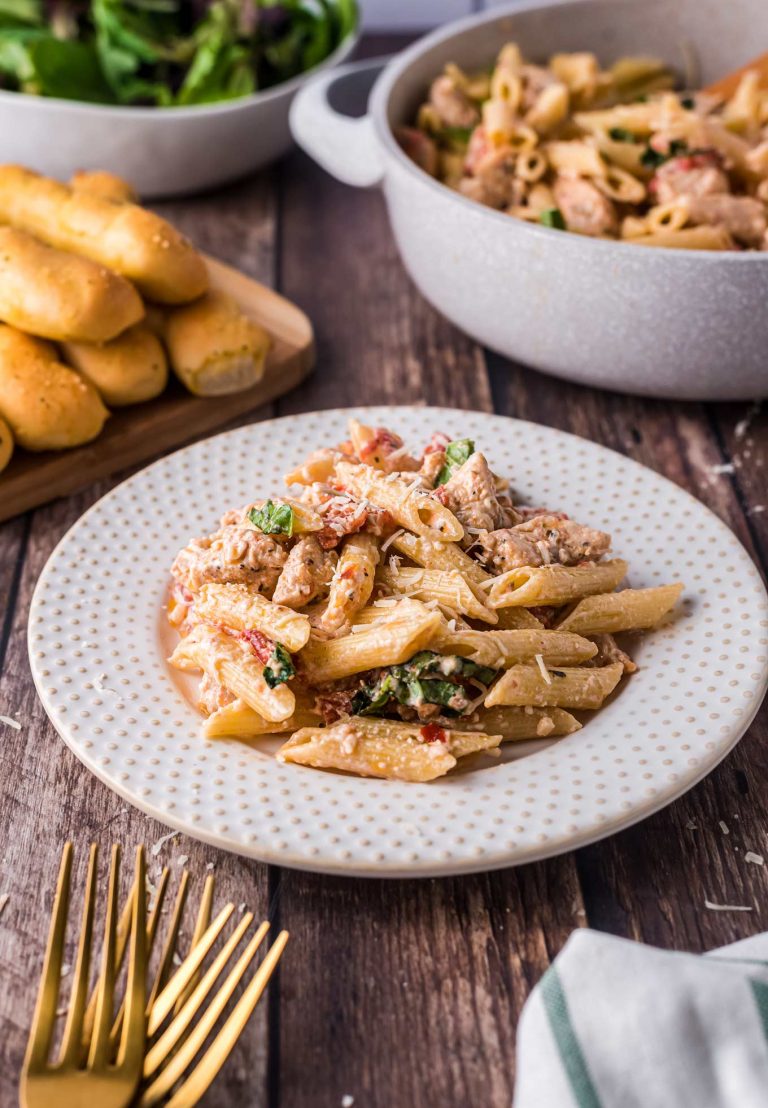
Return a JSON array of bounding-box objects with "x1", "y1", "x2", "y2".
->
[
  {"x1": 443, "y1": 124, "x2": 473, "y2": 145},
  {"x1": 263, "y1": 643, "x2": 295, "y2": 688},
  {"x1": 539, "y1": 207, "x2": 566, "y2": 230},
  {"x1": 681, "y1": 95, "x2": 695, "y2": 109},
  {"x1": 608, "y1": 126, "x2": 635, "y2": 143},
  {"x1": 640, "y1": 139, "x2": 687, "y2": 169},
  {"x1": 247, "y1": 500, "x2": 295, "y2": 536},
  {"x1": 435, "y1": 438, "x2": 475, "y2": 486}
]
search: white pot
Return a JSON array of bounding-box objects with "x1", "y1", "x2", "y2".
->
[
  {"x1": 0, "y1": 30, "x2": 359, "y2": 199},
  {"x1": 291, "y1": 0, "x2": 768, "y2": 400}
]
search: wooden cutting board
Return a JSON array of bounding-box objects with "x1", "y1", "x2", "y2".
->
[{"x1": 0, "y1": 255, "x2": 315, "y2": 523}]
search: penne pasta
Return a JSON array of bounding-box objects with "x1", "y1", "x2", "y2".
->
[
  {"x1": 334, "y1": 460, "x2": 463, "y2": 541},
  {"x1": 631, "y1": 226, "x2": 734, "y2": 250},
  {"x1": 203, "y1": 697, "x2": 320, "y2": 739},
  {"x1": 168, "y1": 417, "x2": 683, "y2": 781},
  {"x1": 317, "y1": 532, "x2": 379, "y2": 636},
  {"x1": 299, "y1": 598, "x2": 443, "y2": 684},
  {"x1": 556, "y1": 584, "x2": 683, "y2": 635},
  {"x1": 378, "y1": 565, "x2": 497, "y2": 624},
  {"x1": 194, "y1": 582, "x2": 311, "y2": 652},
  {"x1": 464, "y1": 705, "x2": 582, "y2": 741},
  {"x1": 169, "y1": 625, "x2": 295, "y2": 722},
  {"x1": 485, "y1": 661, "x2": 624, "y2": 709},
  {"x1": 487, "y1": 559, "x2": 628, "y2": 608},
  {"x1": 430, "y1": 627, "x2": 598, "y2": 668},
  {"x1": 277, "y1": 717, "x2": 500, "y2": 782}
]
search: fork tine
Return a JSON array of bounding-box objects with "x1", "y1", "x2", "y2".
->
[
  {"x1": 59, "y1": 843, "x2": 98, "y2": 1065},
  {"x1": 109, "y1": 865, "x2": 170, "y2": 1053},
  {"x1": 147, "y1": 902, "x2": 235, "y2": 1036},
  {"x1": 23, "y1": 842, "x2": 73, "y2": 1072},
  {"x1": 81, "y1": 856, "x2": 136, "y2": 1051},
  {"x1": 174, "y1": 873, "x2": 215, "y2": 1015},
  {"x1": 163, "y1": 930, "x2": 289, "y2": 1108},
  {"x1": 143, "y1": 913, "x2": 260, "y2": 1079},
  {"x1": 138, "y1": 922, "x2": 279, "y2": 1108},
  {"x1": 146, "y1": 869, "x2": 190, "y2": 1019},
  {"x1": 88, "y1": 843, "x2": 121, "y2": 1069},
  {"x1": 116, "y1": 846, "x2": 147, "y2": 1076}
]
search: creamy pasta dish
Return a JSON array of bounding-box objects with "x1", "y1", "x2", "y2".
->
[
  {"x1": 167, "y1": 420, "x2": 683, "y2": 782},
  {"x1": 397, "y1": 45, "x2": 768, "y2": 249}
]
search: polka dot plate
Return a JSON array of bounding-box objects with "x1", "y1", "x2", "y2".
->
[{"x1": 28, "y1": 407, "x2": 768, "y2": 877}]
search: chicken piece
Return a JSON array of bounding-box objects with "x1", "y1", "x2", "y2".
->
[
  {"x1": 272, "y1": 536, "x2": 337, "y2": 608},
  {"x1": 171, "y1": 525, "x2": 287, "y2": 594},
  {"x1": 478, "y1": 515, "x2": 611, "y2": 573},
  {"x1": 300, "y1": 486, "x2": 394, "y2": 550},
  {"x1": 433, "y1": 452, "x2": 513, "y2": 536},
  {"x1": 197, "y1": 672, "x2": 235, "y2": 717},
  {"x1": 464, "y1": 125, "x2": 491, "y2": 175},
  {"x1": 460, "y1": 147, "x2": 525, "y2": 209},
  {"x1": 520, "y1": 64, "x2": 558, "y2": 111},
  {"x1": 686, "y1": 193, "x2": 766, "y2": 247},
  {"x1": 395, "y1": 126, "x2": 439, "y2": 176},
  {"x1": 586, "y1": 634, "x2": 637, "y2": 674},
  {"x1": 429, "y1": 74, "x2": 480, "y2": 129},
  {"x1": 651, "y1": 150, "x2": 730, "y2": 204},
  {"x1": 553, "y1": 176, "x2": 618, "y2": 237}
]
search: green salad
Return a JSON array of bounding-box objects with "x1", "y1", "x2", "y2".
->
[{"x1": 0, "y1": 0, "x2": 357, "y2": 106}]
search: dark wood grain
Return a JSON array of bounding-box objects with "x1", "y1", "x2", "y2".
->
[{"x1": 0, "y1": 31, "x2": 767, "y2": 1108}]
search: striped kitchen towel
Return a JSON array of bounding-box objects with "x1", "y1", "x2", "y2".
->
[{"x1": 514, "y1": 929, "x2": 768, "y2": 1108}]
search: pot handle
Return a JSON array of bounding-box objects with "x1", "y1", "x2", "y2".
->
[{"x1": 290, "y1": 57, "x2": 388, "y2": 188}]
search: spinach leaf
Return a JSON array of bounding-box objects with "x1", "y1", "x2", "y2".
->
[
  {"x1": 640, "y1": 139, "x2": 687, "y2": 169},
  {"x1": 247, "y1": 500, "x2": 295, "y2": 536},
  {"x1": 608, "y1": 126, "x2": 635, "y2": 143},
  {"x1": 351, "y1": 652, "x2": 497, "y2": 718},
  {"x1": 435, "y1": 437, "x2": 475, "y2": 486},
  {"x1": 263, "y1": 643, "x2": 295, "y2": 688},
  {"x1": 539, "y1": 207, "x2": 566, "y2": 230}
]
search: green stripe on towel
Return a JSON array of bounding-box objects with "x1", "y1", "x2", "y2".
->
[
  {"x1": 750, "y1": 980, "x2": 768, "y2": 1043},
  {"x1": 541, "y1": 966, "x2": 604, "y2": 1108}
]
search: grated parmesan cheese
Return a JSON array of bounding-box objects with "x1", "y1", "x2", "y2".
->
[
  {"x1": 745, "y1": 851, "x2": 764, "y2": 866},
  {"x1": 150, "y1": 830, "x2": 179, "y2": 857},
  {"x1": 535, "y1": 654, "x2": 552, "y2": 685},
  {"x1": 704, "y1": 898, "x2": 753, "y2": 912},
  {"x1": 373, "y1": 597, "x2": 398, "y2": 608},
  {"x1": 0, "y1": 715, "x2": 20, "y2": 730},
  {"x1": 536, "y1": 540, "x2": 552, "y2": 565},
  {"x1": 718, "y1": 821, "x2": 729, "y2": 835},
  {"x1": 380, "y1": 528, "x2": 405, "y2": 553}
]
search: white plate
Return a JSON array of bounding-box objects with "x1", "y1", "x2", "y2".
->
[{"x1": 28, "y1": 407, "x2": 768, "y2": 877}]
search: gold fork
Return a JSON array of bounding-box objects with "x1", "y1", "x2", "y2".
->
[
  {"x1": 137, "y1": 907, "x2": 288, "y2": 1107},
  {"x1": 21, "y1": 842, "x2": 147, "y2": 1108}
]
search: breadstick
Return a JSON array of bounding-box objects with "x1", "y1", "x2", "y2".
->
[
  {"x1": 0, "y1": 414, "x2": 13, "y2": 474},
  {"x1": 70, "y1": 169, "x2": 139, "y2": 204},
  {"x1": 0, "y1": 226, "x2": 143, "y2": 342},
  {"x1": 62, "y1": 324, "x2": 168, "y2": 406},
  {"x1": 0, "y1": 166, "x2": 208, "y2": 304},
  {"x1": 163, "y1": 291, "x2": 270, "y2": 396},
  {"x1": 0, "y1": 324, "x2": 108, "y2": 450}
]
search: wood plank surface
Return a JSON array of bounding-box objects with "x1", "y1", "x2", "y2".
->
[{"x1": 0, "y1": 33, "x2": 766, "y2": 1108}]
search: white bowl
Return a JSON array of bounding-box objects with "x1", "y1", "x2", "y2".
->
[
  {"x1": 291, "y1": 0, "x2": 768, "y2": 400},
  {"x1": 0, "y1": 29, "x2": 358, "y2": 198}
]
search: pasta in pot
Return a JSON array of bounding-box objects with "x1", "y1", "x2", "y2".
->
[
  {"x1": 396, "y1": 45, "x2": 768, "y2": 250},
  {"x1": 166, "y1": 419, "x2": 684, "y2": 782}
]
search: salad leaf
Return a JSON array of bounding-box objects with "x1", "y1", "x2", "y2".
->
[
  {"x1": 435, "y1": 438, "x2": 474, "y2": 486},
  {"x1": 247, "y1": 500, "x2": 295, "y2": 536},
  {"x1": 178, "y1": 0, "x2": 255, "y2": 105},
  {"x1": 263, "y1": 642, "x2": 295, "y2": 687},
  {"x1": 0, "y1": 0, "x2": 42, "y2": 27},
  {"x1": 0, "y1": 0, "x2": 358, "y2": 104}
]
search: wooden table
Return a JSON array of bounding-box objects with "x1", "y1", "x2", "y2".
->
[{"x1": 1, "y1": 37, "x2": 767, "y2": 1107}]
